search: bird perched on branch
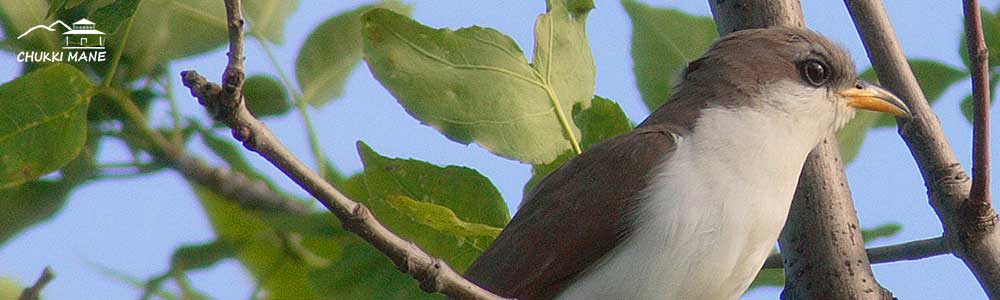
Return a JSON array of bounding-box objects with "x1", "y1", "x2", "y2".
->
[{"x1": 460, "y1": 26, "x2": 909, "y2": 300}]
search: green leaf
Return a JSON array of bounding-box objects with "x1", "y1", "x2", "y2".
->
[
  {"x1": 525, "y1": 96, "x2": 632, "y2": 194},
  {"x1": 357, "y1": 143, "x2": 506, "y2": 272},
  {"x1": 169, "y1": 239, "x2": 241, "y2": 272},
  {"x1": 192, "y1": 182, "x2": 429, "y2": 299},
  {"x1": 532, "y1": 0, "x2": 597, "y2": 127},
  {"x1": 308, "y1": 242, "x2": 441, "y2": 300},
  {"x1": 960, "y1": 75, "x2": 999, "y2": 124},
  {"x1": 0, "y1": 276, "x2": 20, "y2": 300},
  {"x1": 861, "y1": 223, "x2": 902, "y2": 243},
  {"x1": 749, "y1": 268, "x2": 784, "y2": 290},
  {"x1": 245, "y1": 0, "x2": 298, "y2": 44},
  {"x1": 960, "y1": 8, "x2": 1000, "y2": 69},
  {"x1": 622, "y1": 0, "x2": 717, "y2": 111},
  {"x1": 860, "y1": 59, "x2": 966, "y2": 128},
  {"x1": 117, "y1": 0, "x2": 286, "y2": 79},
  {"x1": 0, "y1": 63, "x2": 93, "y2": 188},
  {"x1": 90, "y1": 0, "x2": 141, "y2": 34},
  {"x1": 357, "y1": 142, "x2": 509, "y2": 227},
  {"x1": 574, "y1": 96, "x2": 632, "y2": 149},
  {"x1": 0, "y1": 180, "x2": 72, "y2": 246},
  {"x1": 192, "y1": 183, "x2": 315, "y2": 300},
  {"x1": 0, "y1": 0, "x2": 61, "y2": 53},
  {"x1": 46, "y1": 0, "x2": 69, "y2": 19},
  {"x1": 244, "y1": 75, "x2": 291, "y2": 117},
  {"x1": 119, "y1": 0, "x2": 226, "y2": 79},
  {"x1": 836, "y1": 110, "x2": 879, "y2": 164},
  {"x1": 362, "y1": 4, "x2": 595, "y2": 164},
  {"x1": 296, "y1": 1, "x2": 412, "y2": 107}
]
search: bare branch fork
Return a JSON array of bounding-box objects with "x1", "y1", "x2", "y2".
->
[
  {"x1": 964, "y1": 0, "x2": 994, "y2": 242},
  {"x1": 846, "y1": 0, "x2": 1000, "y2": 296},
  {"x1": 180, "y1": 1, "x2": 510, "y2": 299}
]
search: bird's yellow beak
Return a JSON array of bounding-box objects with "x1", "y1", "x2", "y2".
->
[{"x1": 838, "y1": 81, "x2": 910, "y2": 117}]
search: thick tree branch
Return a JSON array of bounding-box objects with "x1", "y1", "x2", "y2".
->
[
  {"x1": 965, "y1": 0, "x2": 994, "y2": 244},
  {"x1": 845, "y1": 0, "x2": 1000, "y2": 296},
  {"x1": 180, "y1": 1, "x2": 511, "y2": 299},
  {"x1": 763, "y1": 236, "x2": 949, "y2": 268},
  {"x1": 709, "y1": 1, "x2": 892, "y2": 299},
  {"x1": 18, "y1": 267, "x2": 53, "y2": 300}
]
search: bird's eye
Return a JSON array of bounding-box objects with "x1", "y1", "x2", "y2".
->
[{"x1": 798, "y1": 59, "x2": 830, "y2": 86}]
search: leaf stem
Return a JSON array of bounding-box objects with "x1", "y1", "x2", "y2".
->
[
  {"x1": 102, "y1": 14, "x2": 136, "y2": 87},
  {"x1": 99, "y1": 87, "x2": 178, "y2": 157},
  {"x1": 544, "y1": 86, "x2": 582, "y2": 154},
  {"x1": 253, "y1": 34, "x2": 331, "y2": 179}
]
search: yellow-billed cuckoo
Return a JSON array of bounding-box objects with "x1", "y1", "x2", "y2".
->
[{"x1": 459, "y1": 27, "x2": 910, "y2": 300}]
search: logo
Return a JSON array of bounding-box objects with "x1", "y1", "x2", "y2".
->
[{"x1": 15, "y1": 18, "x2": 108, "y2": 63}]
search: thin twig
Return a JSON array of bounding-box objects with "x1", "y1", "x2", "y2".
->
[
  {"x1": 846, "y1": 0, "x2": 1000, "y2": 296},
  {"x1": 18, "y1": 267, "x2": 54, "y2": 300},
  {"x1": 763, "y1": 236, "x2": 949, "y2": 269},
  {"x1": 180, "y1": 1, "x2": 511, "y2": 299},
  {"x1": 965, "y1": 0, "x2": 994, "y2": 238}
]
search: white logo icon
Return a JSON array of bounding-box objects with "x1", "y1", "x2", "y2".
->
[
  {"x1": 18, "y1": 18, "x2": 106, "y2": 50},
  {"x1": 14, "y1": 18, "x2": 108, "y2": 63}
]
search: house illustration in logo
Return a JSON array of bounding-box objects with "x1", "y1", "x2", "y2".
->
[
  {"x1": 62, "y1": 19, "x2": 104, "y2": 49},
  {"x1": 16, "y1": 18, "x2": 105, "y2": 50}
]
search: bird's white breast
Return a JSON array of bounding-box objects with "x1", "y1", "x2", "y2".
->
[{"x1": 556, "y1": 86, "x2": 838, "y2": 300}]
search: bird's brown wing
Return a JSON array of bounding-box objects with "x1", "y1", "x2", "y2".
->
[{"x1": 461, "y1": 124, "x2": 682, "y2": 300}]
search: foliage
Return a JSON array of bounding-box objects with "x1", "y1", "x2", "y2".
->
[
  {"x1": 363, "y1": 1, "x2": 596, "y2": 164},
  {"x1": 8, "y1": 0, "x2": 987, "y2": 298},
  {"x1": 622, "y1": 0, "x2": 716, "y2": 111},
  {"x1": 296, "y1": 1, "x2": 412, "y2": 107}
]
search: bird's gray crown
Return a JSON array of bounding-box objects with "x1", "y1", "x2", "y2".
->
[{"x1": 642, "y1": 26, "x2": 857, "y2": 129}]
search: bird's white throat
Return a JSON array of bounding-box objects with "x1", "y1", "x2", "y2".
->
[{"x1": 556, "y1": 83, "x2": 845, "y2": 300}]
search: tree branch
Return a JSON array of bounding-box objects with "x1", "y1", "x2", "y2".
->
[
  {"x1": 965, "y1": 0, "x2": 994, "y2": 245},
  {"x1": 180, "y1": 1, "x2": 511, "y2": 299},
  {"x1": 763, "y1": 236, "x2": 949, "y2": 268},
  {"x1": 709, "y1": 1, "x2": 892, "y2": 299},
  {"x1": 18, "y1": 267, "x2": 53, "y2": 300},
  {"x1": 100, "y1": 87, "x2": 310, "y2": 214},
  {"x1": 845, "y1": 0, "x2": 1000, "y2": 296}
]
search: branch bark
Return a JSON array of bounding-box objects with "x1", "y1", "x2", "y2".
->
[
  {"x1": 763, "y1": 236, "x2": 949, "y2": 268},
  {"x1": 180, "y1": 1, "x2": 511, "y2": 299},
  {"x1": 18, "y1": 267, "x2": 53, "y2": 300},
  {"x1": 845, "y1": 0, "x2": 1000, "y2": 296},
  {"x1": 101, "y1": 87, "x2": 310, "y2": 214},
  {"x1": 965, "y1": 0, "x2": 994, "y2": 253},
  {"x1": 709, "y1": 1, "x2": 892, "y2": 299}
]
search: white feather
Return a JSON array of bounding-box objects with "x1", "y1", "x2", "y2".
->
[{"x1": 555, "y1": 81, "x2": 851, "y2": 300}]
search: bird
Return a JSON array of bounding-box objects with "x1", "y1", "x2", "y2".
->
[{"x1": 459, "y1": 26, "x2": 910, "y2": 300}]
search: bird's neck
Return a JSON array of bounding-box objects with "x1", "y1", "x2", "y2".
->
[{"x1": 683, "y1": 105, "x2": 828, "y2": 178}]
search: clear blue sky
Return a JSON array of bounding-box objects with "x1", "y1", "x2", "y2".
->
[{"x1": 1, "y1": 0, "x2": 998, "y2": 299}]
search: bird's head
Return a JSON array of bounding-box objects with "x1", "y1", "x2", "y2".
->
[{"x1": 648, "y1": 26, "x2": 909, "y2": 144}]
